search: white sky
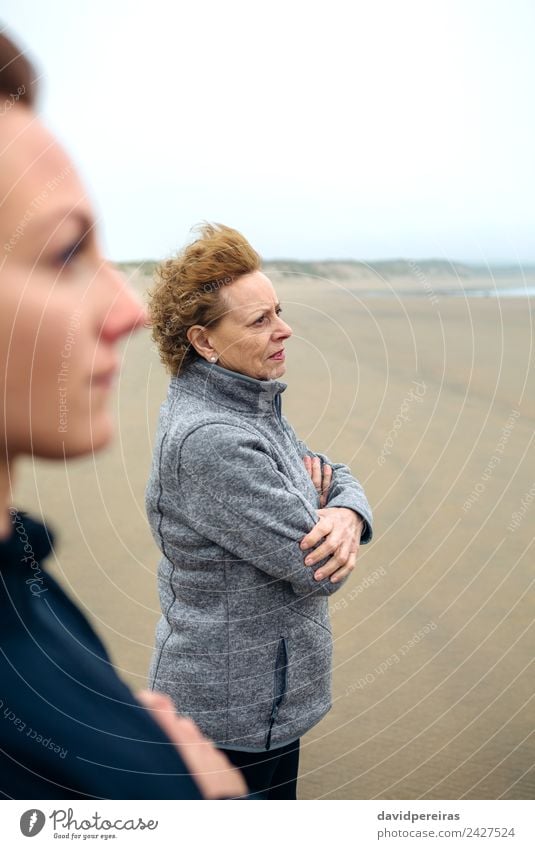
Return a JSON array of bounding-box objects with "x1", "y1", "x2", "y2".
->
[{"x1": 3, "y1": 0, "x2": 534, "y2": 263}]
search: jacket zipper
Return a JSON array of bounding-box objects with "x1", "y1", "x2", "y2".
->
[{"x1": 265, "y1": 636, "x2": 288, "y2": 750}]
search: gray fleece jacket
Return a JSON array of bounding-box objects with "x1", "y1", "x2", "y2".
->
[{"x1": 145, "y1": 357, "x2": 373, "y2": 751}]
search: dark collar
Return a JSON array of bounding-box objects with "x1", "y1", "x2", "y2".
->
[{"x1": 0, "y1": 509, "x2": 54, "y2": 571}]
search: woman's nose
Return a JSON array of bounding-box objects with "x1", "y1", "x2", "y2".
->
[
  {"x1": 99, "y1": 266, "x2": 147, "y2": 343},
  {"x1": 276, "y1": 316, "x2": 293, "y2": 338}
]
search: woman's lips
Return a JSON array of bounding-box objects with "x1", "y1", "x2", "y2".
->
[
  {"x1": 269, "y1": 349, "x2": 285, "y2": 361},
  {"x1": 90, "y1": 366, "x2": 118, "y2": 389}
]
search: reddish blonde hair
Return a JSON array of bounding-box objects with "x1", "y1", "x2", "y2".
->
[{"x1": 148, "y1": 222, "x2": 261, "y2": 375}]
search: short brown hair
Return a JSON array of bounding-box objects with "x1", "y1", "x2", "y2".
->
[
  {"x1": 148, "y1": 222, "x2": 261, "y2": 375},
  {"x1": 0, "y1": 32, "x2": 38, "y2": 107}
]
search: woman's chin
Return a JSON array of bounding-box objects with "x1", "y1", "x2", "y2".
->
[
  {"x1": 265, "y1": 361, "x2": 286, "y2": 379},
  {"x1": 81, "y1": 417, "x2": 115, "y2": 456},
  {"x1": 40, "y1": 417, "x2": 114, "y2": 459}
]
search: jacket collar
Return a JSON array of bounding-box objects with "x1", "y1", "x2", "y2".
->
[
  {"x1": 0, "y1": 509, "x2": 54, "y2": 572},
  {"x1": 171, "y1": 357, "x2": 287, "y2": 417}
]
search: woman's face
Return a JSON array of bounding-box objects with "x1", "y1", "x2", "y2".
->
[
  {"x1": 0, "y1": 105, "x2": 146, "y2": 460},
  {"x1": 204, "y1": 271, "x2": 293, "y2": 380}
]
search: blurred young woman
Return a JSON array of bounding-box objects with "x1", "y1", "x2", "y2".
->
[{"x1": 0, "y1": 32, "x2": 245, "y2": 800}]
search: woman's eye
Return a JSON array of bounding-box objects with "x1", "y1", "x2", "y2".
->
[
  {"x1": 55, "y1": 240, "x2": 83, "y2": 268},
  {"x1": 254, "y1": 309, "x2": 282, "y2": 325}
]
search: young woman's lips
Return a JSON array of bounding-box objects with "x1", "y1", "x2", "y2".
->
[
  {"x1": 90, "y1": 368, "x2": 117, "y2": 389},
  {"x1": 269, "y1": 349, "x2": 285, "y2": 361}
]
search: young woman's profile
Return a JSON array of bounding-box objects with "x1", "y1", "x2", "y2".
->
[{"x1": 0, "y1": 31, "x2": 246, "y2": 801}]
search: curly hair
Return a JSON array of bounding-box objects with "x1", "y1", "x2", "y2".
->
[{"x1": 148, "y1": 222, "x2": 262, "y2": 375}]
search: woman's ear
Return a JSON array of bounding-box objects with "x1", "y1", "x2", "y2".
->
[{"x1": 187, "y1": 325, "x2": 216, "y2": 360}]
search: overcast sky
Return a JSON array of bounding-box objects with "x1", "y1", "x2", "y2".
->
[{"x1": 3, "y1": 0, "x2": 534, "y2": 263}]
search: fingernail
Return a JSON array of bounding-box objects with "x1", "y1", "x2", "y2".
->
[
  {"x1": 315, "y1": 572, "x2": 323, "y2": 580},
  {"x1": 305, "y1": 557, "x2": 313, "y2": 565}
]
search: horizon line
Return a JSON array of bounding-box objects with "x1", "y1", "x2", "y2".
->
[{"x1": 115, "y1": 257, "x2": 535, "y2": 269}]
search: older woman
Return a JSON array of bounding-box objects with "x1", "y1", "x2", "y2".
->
[
  {"x1": 0, "y1": 32, "x2": 244, "y2": 800},
  {"x1": 146, "y1": 223, "x2": 374, "y2": 799}
]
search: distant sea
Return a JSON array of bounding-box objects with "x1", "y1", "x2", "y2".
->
[
  {"x1": 355, "y1": 286, "x2": 535, "y2": 298},
  {"x1": 462, "y1": 286, "x2": 535, "y2": 298}
]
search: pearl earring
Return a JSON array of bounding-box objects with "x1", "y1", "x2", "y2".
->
[{"x1": 209, "y1": 356, "x2": 217, "y2": 363}]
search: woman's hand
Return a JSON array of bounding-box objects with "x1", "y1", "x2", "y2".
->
[
  {"x1": 303, "y1": 455, "x2": 332, "y2": 507},
  {"x1": 299, "y1": 507, "x2": 364, "y2": 584},
  {"x1": 137, "y1": 690, "x2": 248, "y2": 799}
]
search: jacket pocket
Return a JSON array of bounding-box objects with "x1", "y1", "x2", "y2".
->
[{"x1": 265, "y1": 636, "x2": 288, "y2": 750}]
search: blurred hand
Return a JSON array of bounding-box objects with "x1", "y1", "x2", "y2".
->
[
  {"x1": 303, "y1": 455, "x2": 332, "y2": 507},
  {"x1": 299, "y1": 506, "x2": 364, "y2": 584},
  {"x1": 137, "y1": 690, "x2": 248, "y2": 799}
]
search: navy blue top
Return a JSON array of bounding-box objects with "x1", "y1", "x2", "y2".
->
[{"x1": 0, "y1": 510, "x2": 202, "y2": 800}]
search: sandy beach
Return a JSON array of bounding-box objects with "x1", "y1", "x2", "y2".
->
[{"x1": 15, "y1": 268, "x2": 534, "y2": 800}]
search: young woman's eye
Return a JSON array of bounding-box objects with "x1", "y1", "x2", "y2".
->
[{"x1": 55, "y1": 239, "x2": 83, "y2": 268}]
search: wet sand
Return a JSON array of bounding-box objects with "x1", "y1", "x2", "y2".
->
[{"x1": 15, "y1": 275, "x2": 535, "y2": 799}]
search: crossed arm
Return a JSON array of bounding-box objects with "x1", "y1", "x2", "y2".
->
[
  {"x1": 176, "y1": 422, "x2": 373, "y2": 592},
  {"x1": 287, "y1": 419, "x2": 374, "y2": 584}
]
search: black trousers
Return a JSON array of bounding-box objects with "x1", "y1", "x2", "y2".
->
[{"x1": 219, "y1": 738, "x2": 300, "y2": 799}]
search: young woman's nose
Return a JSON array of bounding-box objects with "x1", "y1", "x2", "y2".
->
[{"x1": 99, "y1": 265, "x2": 147, "y2": 343}]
